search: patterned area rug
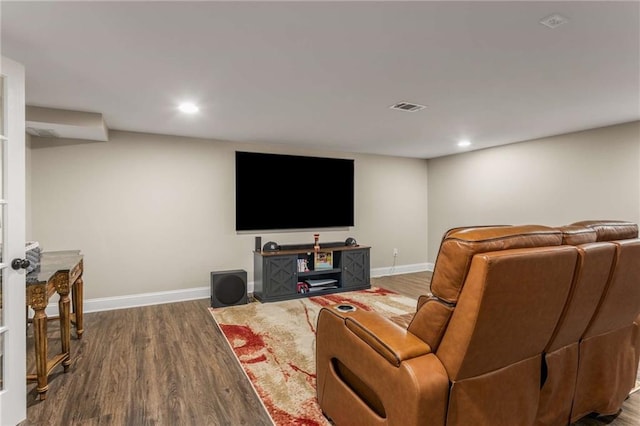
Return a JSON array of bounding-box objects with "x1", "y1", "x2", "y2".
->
[{"x1": 209, "y1": 287, "x2": 417, "y2": 425}]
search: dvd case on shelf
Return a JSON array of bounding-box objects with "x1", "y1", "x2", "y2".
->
[
  {"x1": 314, "y1": 251, "x2": 333, "y2": 270},
  {"x1": 297, "y1": 258, "x2": 310, "y2": 272}
]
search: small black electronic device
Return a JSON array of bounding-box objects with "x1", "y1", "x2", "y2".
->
[
  {"x1": 210, "y1": 270, "x2": 248, "y2": 308},
  {"x1": 345, "y1": 237, "x2": 357, "y2": 247},
  {"x1": 262, "y1": 241, "x2": 279, "y2": 252}
]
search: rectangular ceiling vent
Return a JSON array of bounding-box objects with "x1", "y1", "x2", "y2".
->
[
  {"x1": 26, "y1": 127, "x2": 60, "y2": 138},
  {"x1": 390, "y1": 101, "x2": 426, "y2": 112}
]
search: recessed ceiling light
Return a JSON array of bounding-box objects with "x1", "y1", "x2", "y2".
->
[
  {"x1": 458, "y1": 140, "x2": 471, "y2": 147},
  {"x1": 178, "y1": 102, "x2": 199, "y2": 113},
  {"x1": 540, "y1": 14, "x2": 569, "y2": 29}
]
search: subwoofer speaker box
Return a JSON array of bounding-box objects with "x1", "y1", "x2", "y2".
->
[{"x1": 210, "y1": 269, "x2": 248, "y2": 308}]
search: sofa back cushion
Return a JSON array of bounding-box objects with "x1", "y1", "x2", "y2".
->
[
  {"x1": 570, "y1": 223, "x2": 640, "y2": 420},
  {"x1": 545, "y1": 242, "x2": 616, "y2": 352},
  {"x1": 582, "y1": 239, "x2": 640, "y2": 339},
  {"x1": 436, "y1": 246, "x2": 578, "y2": 380},
  {"x1": 571, "y1": 220, "x2": 638, "y2": 241},
  {"x1": 430, "y1": 225, "x2": 562, "y2": 303},
  {"x1": 558, "y1": 225, "x2": 597, "y2": 245},
  {"x1": 408, "y1": 225, "x2": 563, "y2": 350}
]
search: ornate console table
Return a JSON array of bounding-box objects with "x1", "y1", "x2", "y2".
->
[{"x1": 25, "y1": 250, "x2": 84, "y2": 400}]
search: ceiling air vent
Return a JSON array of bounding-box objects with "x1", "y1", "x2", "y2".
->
[
  {"x1": 390, "y1": 102, "x2": 426, "y2": 112},
  {"x1": 26, "y1": 127, "x2": 60, "y2": 138},
  {"x1": 539, "y1": 14, "x2": 569, "y2": 29}
]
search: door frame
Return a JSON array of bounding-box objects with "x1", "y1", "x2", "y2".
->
[{"x1": 0, "y1": 55, "x2": 27, "y2": 426}]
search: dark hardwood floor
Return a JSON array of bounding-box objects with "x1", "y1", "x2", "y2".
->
[
  {"x1": 21, "y1": 272, "x2": 639, "y2": 425},
  {"x1": 23, "y1": 301, "x2": 272, "y2": 426}
]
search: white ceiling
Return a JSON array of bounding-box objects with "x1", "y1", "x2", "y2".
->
[{"x1": 1, "y1": 1, "x2": 639, "y2": 159}]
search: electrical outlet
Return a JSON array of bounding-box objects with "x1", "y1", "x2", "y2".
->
[{"x1": 393, "y1": 248, "x2": 398, "y2": 256}]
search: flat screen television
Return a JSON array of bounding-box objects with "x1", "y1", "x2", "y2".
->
[{"x1": 235, "y1": 151, "x2": 355, "y2": 231}]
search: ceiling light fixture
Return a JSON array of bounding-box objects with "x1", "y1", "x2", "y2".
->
[
  {"x1": 539, "y1": 14, "x2": 569, "y2": 29},
  {"x1": 178, "y1": 102, "x2": 199, "y2": 113},
  {"x1": 457, "y1": 140, "x2": 471, "y2": 148}
]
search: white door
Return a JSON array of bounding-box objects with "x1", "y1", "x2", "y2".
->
[{"x1": 0, "y1": 56, "x2": 27, "y2": 425}]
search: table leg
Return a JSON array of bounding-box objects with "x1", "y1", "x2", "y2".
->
[
  {"x1": 32, "y1": 303, "x2": 49, "y2": 400},
  {"x1": 58, "y1": 290, "x2": 71, "y2": 371},
  {"x1": 72, "y1": 276, "x2": 84, "y2": 339},
  {"x1": 54, "y1": 273, "x2": 72, "y2": 371}
]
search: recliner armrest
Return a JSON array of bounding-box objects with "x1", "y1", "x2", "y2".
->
[
  {"x1": 333, "y1": 309, "x2": 432, "y2": 367},
  {"x1": 417, "y1": 294, "x2": 432, "y2": 310}
]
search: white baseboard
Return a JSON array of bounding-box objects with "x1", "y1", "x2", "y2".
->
[
  {"x1": 39, "y1": 264, "x2": 434, "y2": 315},
  {"x1": 41, "y1": 285, "x2": 214, "y2": 316},
  {"x1": 371, "y1": 262, "x2": 434, "y2": 277}
]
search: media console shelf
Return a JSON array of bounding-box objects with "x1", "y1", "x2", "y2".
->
[{"x1": 253, "y1": 243, "x2": 371, "y2": 303}]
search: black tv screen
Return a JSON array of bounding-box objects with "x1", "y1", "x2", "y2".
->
[{"x1": 235, "y1": 151, "x2": 355, "y2": 231}]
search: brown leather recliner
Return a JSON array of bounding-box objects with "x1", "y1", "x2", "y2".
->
[
  {"x1": 534, "y1": 225, "x2": 615, "y2": 425},
  {"x1": 316, "y1": 225, "x2": 580, "y2": 426},
  {"x1": 568, "y1": 221, "x2": 640, "y2": 422}
]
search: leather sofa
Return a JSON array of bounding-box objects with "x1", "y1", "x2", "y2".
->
[{"x1": 315, "y1": 221, "x2": 640, "y2": 426}]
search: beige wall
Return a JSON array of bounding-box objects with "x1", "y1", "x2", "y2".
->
[
  {"x1": 29, "y1": 130, "x2": 428, "y2": 299},
  {"x1": 426, "y1": 121, "x2": 640, "y2": 260},
  {"x1": 30, "y1": 121, "x2": 639, "y2": 299}
]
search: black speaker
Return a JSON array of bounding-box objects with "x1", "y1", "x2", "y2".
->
[
  {"x1": 255, "y1": 236, "x2": 262, "y2": 251},
  {"x1": 210, "y1": 269, "x2": 248, "y2": 308},
  {"x1": 262, "y1": 241, "x2": 279, "y2": 252}
]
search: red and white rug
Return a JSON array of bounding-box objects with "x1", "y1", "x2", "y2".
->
[{"x1": 209, "y1": 287, "x2": 417, "y2": 425}]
